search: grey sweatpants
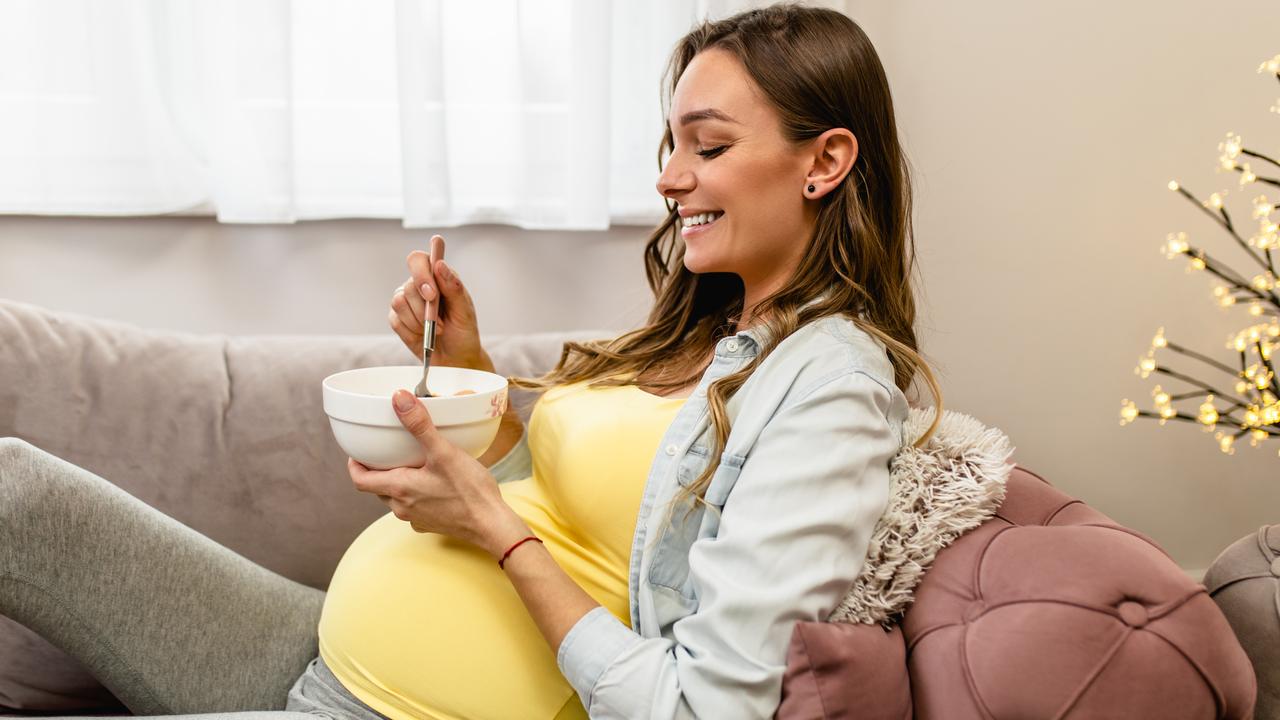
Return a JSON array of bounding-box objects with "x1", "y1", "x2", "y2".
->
[{"x1": 0, "y1": 437, "x2": 389, "y2": 720}]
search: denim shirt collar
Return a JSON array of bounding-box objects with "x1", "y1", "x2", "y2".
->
[{"x1": 724, "y1": 291, "x2": 836, "y2": 355}]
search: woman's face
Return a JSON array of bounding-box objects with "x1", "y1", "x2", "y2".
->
[{"x1": 656, "y1": 48, "x2": 826, "y2": 298}]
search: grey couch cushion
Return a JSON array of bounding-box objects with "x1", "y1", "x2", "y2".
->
[
  {"x1": 0, "y1": 298, "x2": 603, "y2": 712},
  {"x1": 1205, "y1": 524, "x2": 1280, "y2": 720}
]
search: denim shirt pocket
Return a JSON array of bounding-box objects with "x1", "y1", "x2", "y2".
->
[{"x1": 647, "y1": 444, "x2": 746, "y2": 598}]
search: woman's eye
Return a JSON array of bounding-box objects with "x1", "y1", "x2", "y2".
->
[{"x1": 696, "y1": 145, "x2": 728, "y2": 158}]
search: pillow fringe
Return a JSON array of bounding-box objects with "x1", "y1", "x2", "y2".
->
[{"x1": 827, "y1": 406, "x2": 1015, "y2": 626}]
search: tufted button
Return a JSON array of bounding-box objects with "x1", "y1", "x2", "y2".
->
[
  {"x1": 962, "y1": 600, "x2": 986, "y2": 623},
  {"x1": 725, "y1": 339, "x2": 740, "y2": 352},
  {"x1": 1116, "y1": 601, "x2": 1149, "y2": 628},
  {"x1": 1270, "y1": 557, "x2": 1280, "y2": 577},
  {"x1": 665, "y1": 444, "x2": 678, "y2": 456}
]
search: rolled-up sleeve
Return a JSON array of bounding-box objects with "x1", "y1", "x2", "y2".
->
[
  {"x1": 486, "y1": 427, "x2": 533, "y2": 485},
  {"x1": 557, "y1": 370, "x2": 900, "y2": 719}
]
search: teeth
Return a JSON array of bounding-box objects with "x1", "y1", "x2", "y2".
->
[{"x1": 682, "y1": 211, "x2": 723, "y2": 227}]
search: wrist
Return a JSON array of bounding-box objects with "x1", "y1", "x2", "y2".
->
[{"x1": 483, "y1": 503, "x2": 535, "y2": 562}]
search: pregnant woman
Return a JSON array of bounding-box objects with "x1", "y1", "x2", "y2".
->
[{"x1": 0, "y1": 4, "x2": 942, "y2": 719}]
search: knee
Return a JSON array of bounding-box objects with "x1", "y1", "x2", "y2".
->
[
  {"x1": 0, "y1": 437, "x2": 38, "y2": 471},
  {"x1": 0, "y1": 437, "x2": 50, "y2": 506}
]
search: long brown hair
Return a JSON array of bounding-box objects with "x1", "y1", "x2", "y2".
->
[{"x1": 509, "y1": 2, "x2": 942, "y2": 524}]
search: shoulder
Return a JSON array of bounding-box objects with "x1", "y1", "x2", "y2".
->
[{"x1": 753, "y1": 313, "x2": 898, "y2": 398}]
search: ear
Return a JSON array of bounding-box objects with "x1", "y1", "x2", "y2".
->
[{"x1": 803, "y1": 128, "x2": 858, "y2": 198}]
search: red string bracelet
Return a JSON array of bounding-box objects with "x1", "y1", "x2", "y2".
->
[{"x1": 498, "y1": 535, "x2": 543, "y2": 569}]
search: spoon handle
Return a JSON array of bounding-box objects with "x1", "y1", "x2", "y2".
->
[{"x1": 415, "y1": 235, "x2": 446, "y2": 397}]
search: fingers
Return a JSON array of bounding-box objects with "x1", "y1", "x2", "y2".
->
[
  {"x1": 407, "y1": 250, "x2": 436, "y2": 291},
  {"x1": 348, "y1": 457, "x2": 408, "y2": 499},
  {"x1": 391, "y1": 281, "x2": 423, "y2": 331},
  {"x1": 388, "y1": 309, "x2": 423, "y2": 359}
]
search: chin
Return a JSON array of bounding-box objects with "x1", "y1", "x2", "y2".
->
[{"x1": 682, "y1": 252, "x2": 717, "y2": 274}]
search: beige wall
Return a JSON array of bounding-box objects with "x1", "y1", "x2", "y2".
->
[{"x1": 6, "y1": 0, "x2": 1280, "y2": 574}]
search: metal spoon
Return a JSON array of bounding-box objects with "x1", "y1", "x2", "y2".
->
[{"x1": 414, "y1": 235, "x2": 445, "y2": 397}]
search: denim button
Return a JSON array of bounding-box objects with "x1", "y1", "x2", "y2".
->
[
  {"x1": 726, "y1": 339, "x2": 739, "y2": 352},
  {"x1": 665, "y1": 444, "x2": 678, "y2": 456}
]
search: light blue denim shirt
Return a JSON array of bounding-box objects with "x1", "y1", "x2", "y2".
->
[{"x1": 486, "y1": 313, "x2": 909, "y2": 719}]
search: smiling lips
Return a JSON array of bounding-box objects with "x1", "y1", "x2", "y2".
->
[{"x1": 681, "y1": 211, "x2": 723, "y2": 237}]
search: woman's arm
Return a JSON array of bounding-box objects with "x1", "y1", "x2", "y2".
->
[{"x1": 479, "y1": 509, "x2": 605, "y2": 656}]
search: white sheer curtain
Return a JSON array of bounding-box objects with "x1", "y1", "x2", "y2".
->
[{"x1": 0, "y1": 0, "x2": 847, "y2": 229}]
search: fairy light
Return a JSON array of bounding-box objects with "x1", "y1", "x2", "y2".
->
[
  {"x1": 1198, "y1": 395, "x2": 1219, "y2": 427},
  {"x1": 1119, "y1": 399, "x2": 1139, "y2": 425},
  {"x1": 1257, "y1": 368, "x2": 1274, "y2": 389},
  {"x1": 1152, "y1": 327, "x2": 1168, "y2": 349},
  {"x1": 1206, "y1": 191, "x2": 1227, "y2": 210},
  {"x1": 1219, "y1": 132, "x2": 1243, "y2": 170},
  {"x1": 1152, "y1": 384, "x2": 1171, "y2": 406},
  {"x1": 1136, "y1": 352, "x2": 1156, "y2": 378},
  {"x1": 1163, "y1": 231, "x2": 1190, "y2": 258},
  {"x1": 1254, "y1": 195, "x2": 1275, "y2": 219},
  {"x1": 1265, "y1": 403, "x2": 1280, "y2": 425},
  {"x1": 1218, "y1": 433, "x2": 1236, "y2": 455}
]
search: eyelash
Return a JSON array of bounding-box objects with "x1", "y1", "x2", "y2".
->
[{"x1": 696, "y1": 145, "x2": 728, "y2": 158}]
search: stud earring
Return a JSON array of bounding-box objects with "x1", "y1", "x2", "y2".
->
[{"x1": 807, "y1": 184, "x2": 816, "y2": 193}]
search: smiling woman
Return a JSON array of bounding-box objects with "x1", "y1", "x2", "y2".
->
[{"x1": 332, "y1": 3, "x2": 944, "y2": 718}]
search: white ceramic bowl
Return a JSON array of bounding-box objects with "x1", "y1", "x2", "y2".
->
[{"x1": 322, "y1": 365, "x2": 509, "y2": 469}]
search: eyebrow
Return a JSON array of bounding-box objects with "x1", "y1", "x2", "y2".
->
[{"x1": 669, "y1": 108, "x2": 740, "y2": 130}]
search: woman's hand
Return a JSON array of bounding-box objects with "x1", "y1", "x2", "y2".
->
[
  {"x1": 389, "y1": 235, "x2": 493, "y2": 372},
  {"x1": 347, "y1": 389, "x2": 531, "y2": 557}
]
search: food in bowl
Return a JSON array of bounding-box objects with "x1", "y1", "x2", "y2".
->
[{"x1": 322, "y1": 366, "x2": 509, "y2": 469}]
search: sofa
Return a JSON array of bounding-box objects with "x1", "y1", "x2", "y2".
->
[{"x1": 0, "y1": 298, "x2": 1260, "y2": 718}]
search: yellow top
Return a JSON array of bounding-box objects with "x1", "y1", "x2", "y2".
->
[{"x1": 317, "y1": 379, "x2": 685, "y2": 720}]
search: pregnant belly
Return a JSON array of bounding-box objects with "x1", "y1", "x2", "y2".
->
[{"x1": 317, "y1": 511, "x2": 587, "y2": 720}]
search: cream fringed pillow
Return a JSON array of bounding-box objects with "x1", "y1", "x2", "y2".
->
[{"x1": 828, "y1": 405, "x2": 1015, "y2": 626}]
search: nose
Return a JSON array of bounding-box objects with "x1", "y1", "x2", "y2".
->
[{"x1": 655, "y1": 153, "x2": 694, "y2": 202}]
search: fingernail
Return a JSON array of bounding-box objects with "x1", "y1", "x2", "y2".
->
[
  {"x1": 441, "y1": 261, "x2": 456, "y2": 281},
  {"x1": 419, "y1": 283, "x2": 432, "y2": 298},
  {"x1": 393, "y1": 390, "x2": 416, "y2": 412}
]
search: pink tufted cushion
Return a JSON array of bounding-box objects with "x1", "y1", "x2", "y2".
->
[
  {"x1": 775, "y1": 467, "x2": 1256, "y2": 720},
  {"x1": 901, "y1": 466, "x2": 1256, "y2": 719}
]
